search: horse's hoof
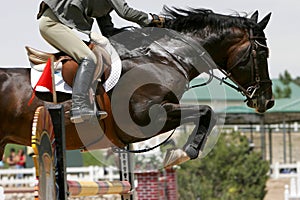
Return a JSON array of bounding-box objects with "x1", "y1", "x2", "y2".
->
[
  {"x1": 163, "y1": 148, "x2": 190, "y2": 169},
  {"x1": 184, "y1": 144, "x2": 199, "y2": 160}
]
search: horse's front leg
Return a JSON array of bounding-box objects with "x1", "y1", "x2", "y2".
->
[{"x1": 160, "y1": 103, "x2": 217, "y2": 167}]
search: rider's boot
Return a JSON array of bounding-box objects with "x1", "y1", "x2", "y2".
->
[{"x1": 70, "y1": 57, "x2": 107, "y2": 123}]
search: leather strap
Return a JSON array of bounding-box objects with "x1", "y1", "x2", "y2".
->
[{"x1": 95, "y1": 84, "x2": 126, "y2": 148}]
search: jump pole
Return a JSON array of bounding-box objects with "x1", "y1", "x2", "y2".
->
[{"x1": 67, "y1": 180, "x2": 131, "y2": 196}]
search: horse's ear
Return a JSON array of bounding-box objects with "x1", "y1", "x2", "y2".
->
[
  {"x1": 258, "y1": 12, "x2": 272, "y2": 30},
  {"x1": 250, "y1": 10, "x2": 259, "y2": 22}
]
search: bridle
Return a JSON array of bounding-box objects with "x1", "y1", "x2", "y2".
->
[{"x1": 212, "y1": 29, "x2": 272, "y2": 101}]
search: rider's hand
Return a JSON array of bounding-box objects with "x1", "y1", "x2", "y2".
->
[{"x1": 149, "y1": 13, "x2": 165, "y2": 28}]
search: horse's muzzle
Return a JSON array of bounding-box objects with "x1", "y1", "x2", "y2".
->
[{"x1": 247, "y1": 96, "x2": 274, "y2": 113}]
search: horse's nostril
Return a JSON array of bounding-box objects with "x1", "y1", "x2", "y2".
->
[{"x1": 266, "y1": 99, "x2": 275, "y2": 110}]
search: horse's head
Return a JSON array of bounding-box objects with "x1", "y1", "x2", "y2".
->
[
  {"x1": 164, "y1": 8, "x2": 274, "y2": 113},
  {"x1": 224, "y1": 11, "x2": 274, "y2": 113}
]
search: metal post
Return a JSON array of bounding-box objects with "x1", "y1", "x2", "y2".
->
[
  {"x1": 118, "y1": 144, "x2": 135, "y2": 200},
  {"x1": 250, "y1": 123, "x2": 254, "y2": 143},
  {"x1": 283, "y1": 117, "x2": 287, "y2": 164},
  {"x1": 268, "y1": 125, "x2": 273, "y2": 164},
  {"x1": 47, "y1": 105, "x2": 68, "y2": 200},
  {"x1": 260, "y1": 115, "x2": 266, "y2": 160},
  {"x1": 288, "y1": 122, "x2": 292, "y2": 163}
]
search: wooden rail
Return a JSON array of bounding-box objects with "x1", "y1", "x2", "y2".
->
[{"x1": 67, "y1": 180, "x2": 131, "y2": 197}]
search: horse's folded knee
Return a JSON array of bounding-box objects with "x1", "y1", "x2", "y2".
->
[
  {"x1": 191, "y1": 105, "x2": 216, "y2": 132},
  {"x1": 201, "y1": 105, "x2": 215, "y2": 121},
  {"x1": 209, "y1": 109, "x2": 217, "y2": 126}
]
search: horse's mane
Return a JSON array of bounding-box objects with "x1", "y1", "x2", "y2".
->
[
  {"x1": 110, "y1": 7, "x2": 258, "y2": 59},
  {"x1": 163, "y1": 6, "x2": 257, "y2": 33}
]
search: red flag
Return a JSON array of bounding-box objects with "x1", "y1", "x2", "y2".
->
[{"x1": 28, "y1": 58, "x2": 54, "y2": 105}]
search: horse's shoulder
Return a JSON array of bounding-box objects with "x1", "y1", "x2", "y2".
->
[
  {"x1": 110, "y1": 34, "x2": 146, "y2": 59},
  {"x1": 109, "y1": 27, "x2": 172, "y2": 59}
]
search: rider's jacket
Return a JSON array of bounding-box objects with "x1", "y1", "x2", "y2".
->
[{"x1": 40, "y1": 0, "x2": 150, "y2": 33}]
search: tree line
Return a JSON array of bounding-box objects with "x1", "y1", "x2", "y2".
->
[{"x1": 275, "y1": 70, "x2": 300, "y2": 98}]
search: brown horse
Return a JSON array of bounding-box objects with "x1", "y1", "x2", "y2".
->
[{"x1": 0, "y1": 8, "x2": 273, "y2": 164}]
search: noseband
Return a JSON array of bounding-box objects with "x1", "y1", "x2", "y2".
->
[{"x1": 215, "y1": 29, "x2": 272, "y2": 101}]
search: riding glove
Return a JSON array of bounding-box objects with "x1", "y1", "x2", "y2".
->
[{"x1": 149, "y1": 13, "x2": 165, "y2": 28}]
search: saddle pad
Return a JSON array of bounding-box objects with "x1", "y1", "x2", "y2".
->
[
  {"x1": 30, "y1": 39, "x2": 122, "y2": 93},
  {"x1": 100, "y1": 37, "x2": 122, "y2": 92},
  {"x1": 31, "y1": 68, "x2": 73, "y2": 93}
]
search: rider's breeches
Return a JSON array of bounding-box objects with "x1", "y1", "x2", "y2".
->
[{"x1": 38, "y1": 8, "x2": 96, "y2": 63}]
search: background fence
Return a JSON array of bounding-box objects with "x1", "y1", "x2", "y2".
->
[
  {"x1": 0, "y1": 165, "x2": 120, "y2": 188},
  {"x1": 2, "y1": 162, "x2": 300, "y2": 199}
]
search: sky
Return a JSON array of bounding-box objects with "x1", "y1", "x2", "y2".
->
[{"x1": 1, "y1": 0, "x2": 299, "y2": 78}]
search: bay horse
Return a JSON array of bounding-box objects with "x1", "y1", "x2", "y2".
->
[{"x1": 0, "y1": 8, "x2": 273, "y2": 166}]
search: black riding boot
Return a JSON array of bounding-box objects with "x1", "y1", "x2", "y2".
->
[{"x1": 70, "y1": 57, "x2": 107, "y2": 123}]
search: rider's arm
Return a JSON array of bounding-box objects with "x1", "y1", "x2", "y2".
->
[
  {"x1": 107, "y1": 0, "x2": 152, "y2": 27},
  {"x1": 96, "y1": 14, "x2": 123, "y2": 37}
]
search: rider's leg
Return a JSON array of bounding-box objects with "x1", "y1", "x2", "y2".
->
[
  {"x1": 70, "y1": 57, "x2": 108, "y2": 123},
  {"x1": 39, "y1": 8, "x2": 93, "y2": 63},
  {"x1": 39, "y1": 8, "x2": 107, "y2": 123}
]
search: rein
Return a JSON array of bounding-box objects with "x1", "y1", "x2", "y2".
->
[{"x1": 112, "y1": 128, "x2": 177, "y2": 154}]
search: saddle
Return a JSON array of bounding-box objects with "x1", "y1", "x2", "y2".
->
[
  {"x1": 25, "y1": 38, "x2": 126, "y2": 148},
  {"x1": 25, "y1": 42, "x2": 112, "y2": 87}
]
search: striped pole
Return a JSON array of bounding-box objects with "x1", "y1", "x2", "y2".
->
[{"x1": 67, "y1": 180, "x2": 131, "y2": 197}]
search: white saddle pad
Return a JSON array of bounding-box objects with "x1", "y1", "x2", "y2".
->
[
  {"x1": 31, "y1": 69, "x2": 73, "y2": 93},
  {"x1": 30, "y1": 35, "x2": 122, "y2": 93}
]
